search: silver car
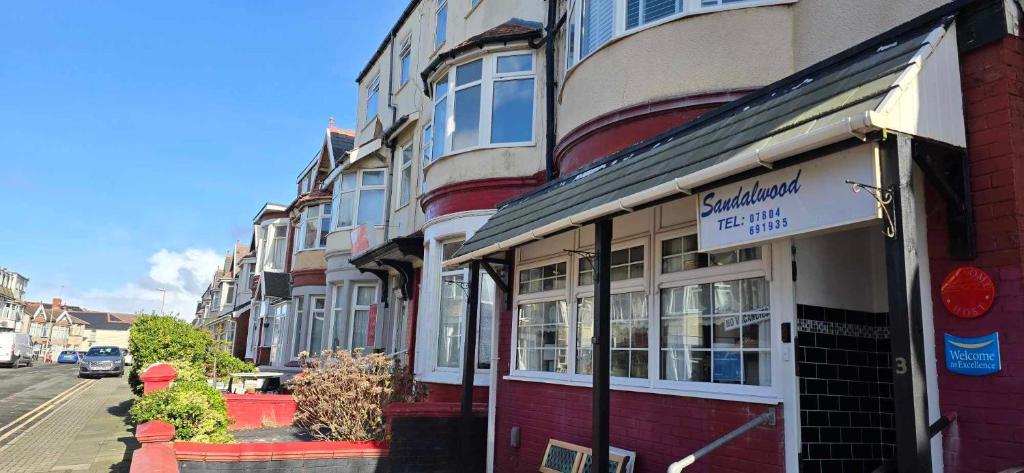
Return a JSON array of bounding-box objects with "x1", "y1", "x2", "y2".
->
[{"x1": 79, "y1": 346, "x2": 125, "y2": 378}]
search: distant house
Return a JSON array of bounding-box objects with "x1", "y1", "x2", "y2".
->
[
  {"x1": 69, "y1": 311, "x2": 133, "y2": 350},
  {"x1": 22, "y1": 298, "x2": 89, "y2": 358}
]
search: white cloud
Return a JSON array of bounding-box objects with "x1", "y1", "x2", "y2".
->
[{"x1": 60, "y1": 248, "x2": 223, "y2": 319}]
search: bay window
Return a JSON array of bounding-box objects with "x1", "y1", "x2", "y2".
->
[
  {"x1": 435, "y1": 239, "x2": 496, "y2": 371},
  {"x1": 333, "y1": 169, "x2": 386, "y2": 229},
  {"x1": 427, "y1": 52, "x2": 535, "y2": 162},
  {"x1": 510, "y1": 227, "x2": 772, "y2": 396},
  {"x1": 567, "y1": 0, "x2": 780, "y2": 68},
  {"x1": 298, "y1": 203, "x2": 331, "y2": 251}
]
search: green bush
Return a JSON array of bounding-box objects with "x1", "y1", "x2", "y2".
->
[
  {"x1": 130, "y1": 363, "x2": 234, "y2": 443},
  {"x1": 128, "y1": 314, "x2": 254, "y2": 394}
]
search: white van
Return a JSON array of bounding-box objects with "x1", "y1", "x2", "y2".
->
[{"x1": 0, "y1": 332, "x2": 34, "y2": 368}]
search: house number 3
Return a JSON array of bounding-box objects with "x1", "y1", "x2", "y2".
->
[{"x1": 895, "y1": 357, "x2": 908, "y2": 375}]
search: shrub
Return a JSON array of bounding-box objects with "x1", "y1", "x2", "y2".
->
[
  {"x1": 129, "y1": 362, "x2": 234, "y2": 443},
  {"x1": 289, "y1": 350, "x2": 425, "y2": 441},
  {"x1": 128, "y1": 314, "x2": 254, "y2": 394}
]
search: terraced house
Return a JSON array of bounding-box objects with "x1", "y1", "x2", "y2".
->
[
  {"x1": 0, "y1": 267, "x2": 28, "y2": 332},
  {"x1": 197, "y1": 0, "x2": 1024, "y2": 471}
]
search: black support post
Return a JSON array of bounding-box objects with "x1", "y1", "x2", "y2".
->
[
  {"x1": 592, "y1": 220, "x2": 612, "y2": 473},
  {"x1": 460, "y1": 260, "x2": 481, "y2": 472},
  {"x1": 880, "y1": 135, "x2": 932, "y2": 472}
]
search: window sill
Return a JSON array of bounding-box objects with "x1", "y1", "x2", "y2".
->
[
  {"x1": 294, "y1": 248, "x2": 326, "y2": 254},
  {"x1": 417, "y1": 370, "x2": 491, "y2": 387},
  {"x1": 502, "y1": 374, "x2": 781, "y2": 405},
  {"x1": 423, "y1": 141, "x2": 536, "y2": 172}
]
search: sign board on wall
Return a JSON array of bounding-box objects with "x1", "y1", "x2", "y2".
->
[
  {"x1": 351, "y1": 224, "x2": 374, "y2": 255},
  {"x1": 697, "y1": 145, "x2": 881, "y2": 251},
  {"x1": 941, "y1": 266, "x2": 996, "y2": 319},
  {"x1": 945, "y1": 332, "x2": 1001, "y2": 376}
]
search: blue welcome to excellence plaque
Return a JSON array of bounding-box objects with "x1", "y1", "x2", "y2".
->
[{"x1": 945, "y1": 332, "x2": 1001, "y2": 376}]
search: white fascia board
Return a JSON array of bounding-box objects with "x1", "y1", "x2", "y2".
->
[{"x1": 873, "y1": 24, "x2": 967, "y2": 147}]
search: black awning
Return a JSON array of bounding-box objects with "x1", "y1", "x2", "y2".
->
[
  {"x1": 262, "y1": 272, "x2": 292, "y2": 300},
  {"x1": 350, "y1": 235, "x2": 424, "y2": 268}
]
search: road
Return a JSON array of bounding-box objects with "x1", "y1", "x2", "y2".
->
[
  {"x1": 0, "y1": 363, "x2": 82, "y2": 428},
  {"x1": 0, "y1": 363, "x2": 137, "y2": 472}
]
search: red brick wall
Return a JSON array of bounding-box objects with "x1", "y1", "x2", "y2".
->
[
  {"x1": 926, "y1": 35, "x2": 1024, "y2": 472},
  {"x1": 491, "y1": 301, "x2": 785, "y2": 473}
]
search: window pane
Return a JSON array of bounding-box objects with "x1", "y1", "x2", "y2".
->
[
  {"x1": 516, "y1": 300, "x2": 568, "y2": 373},
  {"x1": 455, "y1": 59, "x2": 483, "y2": 86},
  {"x1": 400, "y1": 166, "x2": 412, "y2": 206},
  {"x1": 626, "y1": 0, "x2": 640, "y2": 28},
  {"x1": 341, "y1": 173, "x2": 357, "y2": 191},
  {"x1": 320, "y1": 216, "x2": 331, "y2": 247},
  {"x1": 496, "y1": 54, "x2": 533, "y2": 73},
  {"x1": 491, "y1": 78, "x2": 534, "y2": 144},
  {"x1": 422, "y1": 125, "x2": 433, "y2": 164},
  {"x1": 400, "y1": 52, "x2": 411, "y2": 84},
  {"x1": 337, "y1": 193, "x2": 354, "y2": 228},
  {"x1": 303, "y1": 215, "x2": 318, "y2": 249},
  {"x1": 434, "y1": 3, "x2": 447, "y2": 48},
  {"x1": 433, "y1": 98, "x2": 447, "y2": 158},
  {"x1": 581, "y1": 0, "x2": 614, "y2": 57},
  {"x1": 644, "y1": 0, "x2": 679, "y2": 24},
  {"x1": 310, "y1": 312, "x2": 324, "y2": 355},
  {"x1": 477, "y1": 275, "x2": 496, "y2": 369},
  {"x1": 437, "y1": 274, "x2": 465, "y2": 368},
  {"x1": 357, "y1": 189, "x2": 385, "y2": 225},
  {"x1": 453, "y1": 85, "x2": 481, "y2": 150},
  {"x1": 353, "y1": 286, "x2": 374, "y2": 306},
  {"x1": 351, "y1": 309, "x2": 370, "y2": 350},
  {"x1": 578, "y1": 293, "x2": 646, "y2": 378},
  {"x1": 362, "y1": 170, "x2": 385, "y2": 186}
]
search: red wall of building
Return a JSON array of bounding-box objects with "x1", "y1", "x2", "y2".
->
[
  {"x1": 554, "y1": 91, "x2": 751, "y2": 176},
  {"x1": 926, "y1": 34, "x2": 1024, "y2": 472}
]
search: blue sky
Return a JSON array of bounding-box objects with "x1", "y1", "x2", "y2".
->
[{"x1": 0, "y1": 1, "x2": 408, "y2": 317}]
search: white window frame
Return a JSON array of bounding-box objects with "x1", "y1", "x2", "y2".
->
[
  {"x1": 305, "y1": 295, "x2": 327, "y2": 355},
  {"x1": 570, "y1": 238, "x2": 650, "y2": 387},
  {"x1": 395, "y1": 142, "x2": 414, "y2": 209},
  {"x1": 365, "y1": 75, "x2": 380, "y2": 122},
  {"x1": 426, "y1": 51, "x2": 536, "y2": 165},
  {"x1": 332, "y1": 169, "x2": 387, "y2": 230},
  {"x1": 329, "y1": 283, "x2": 345, "y2": 350},
  {"x1": 565, "y1": 0, "x2": 795, "y2": 70},
  {"x1": 398, "y1": 37, "x2": 412, "y2": 86},
  {"x1": 291, "y1": 296, "x2": 305, "y2": 359},
  {"x1": 507, "y1": 226, "x2": 779, "y2": 401},
  {"x1": 349, "y1": 284, "x2": 379, "y2": 351},
  {"x1": 434, "y1": 0, "x2": 448, "y2": 50}
]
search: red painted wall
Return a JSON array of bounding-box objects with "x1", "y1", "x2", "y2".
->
[
  {"x1": 423, "y1": 382, "x2": 489, "y2": 403},
  {"x1": 926, "y1": 35, "x2": 1024, "y2": 473},
  {"x1": 554, "y1": 91, "x2": 750, "y2": 176},
  {"x1": 223, "y1": 394, "x2": 297, "y2": 430},
  {"x1": 420, "y1": 175, "x2": 544, "y2": 221}
]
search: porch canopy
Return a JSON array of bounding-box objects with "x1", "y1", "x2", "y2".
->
[{"x1": 449, "y1": 14, "x2": 963, "y2": 266}]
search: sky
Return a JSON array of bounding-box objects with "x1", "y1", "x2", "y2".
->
[{"x1": 0, "y1": 1, "x2": 409, "y2": 318}]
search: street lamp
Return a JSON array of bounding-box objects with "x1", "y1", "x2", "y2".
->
[{"x1": 158, "y1": 289, "x2": 167, "y2": 315}]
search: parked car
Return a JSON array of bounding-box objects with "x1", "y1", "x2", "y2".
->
[
  {"x1": 79, "y1": 346, "x2": 124, "y2": 378},
  {"x1": 0, "y1": 332, "x2": 34, "y2": 368},
  {"x1": 57, "y1": 350, "x2": 81, "y2": 364},
  {"x1": 122, "y1": 349, "x2": 133, "y2": 366}
]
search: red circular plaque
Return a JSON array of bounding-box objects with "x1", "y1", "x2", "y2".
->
[{"x1": 941, "y1": 266, "x2": 996, "y2": 319}]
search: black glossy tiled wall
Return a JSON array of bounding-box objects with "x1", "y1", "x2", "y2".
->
[{"x1": 796, "y1": 305, "x2": 895, "y2": 473}]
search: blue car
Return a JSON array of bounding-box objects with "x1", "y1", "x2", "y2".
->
[{"x1": 56, "y1": 351, "x2": 80, "y2": 364}]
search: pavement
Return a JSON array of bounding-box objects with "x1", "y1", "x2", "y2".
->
[{"x1": 0, "y1": 364, "x2": 138, "y2": 473}]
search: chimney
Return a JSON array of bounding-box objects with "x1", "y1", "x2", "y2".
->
[{"x1": 52, "y1": 298, "x2": 62, "y2": 310}]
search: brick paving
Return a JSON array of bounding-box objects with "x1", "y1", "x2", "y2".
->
[{"x1": 0, "y1": 377, "x2": 138, "y2": 473}]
